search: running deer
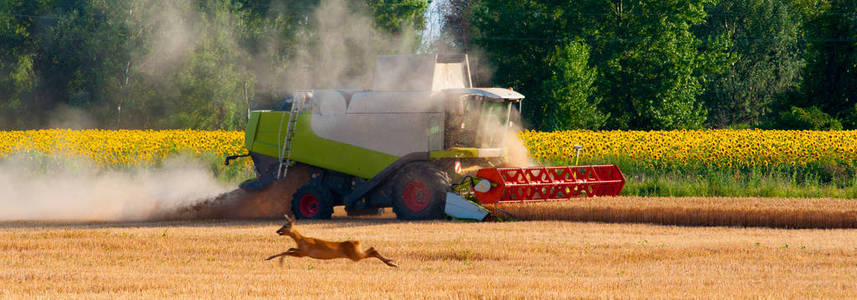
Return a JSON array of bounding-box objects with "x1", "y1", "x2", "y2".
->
[{"x1": 265, "y1": 215, "x2": 397, "y2": 267}]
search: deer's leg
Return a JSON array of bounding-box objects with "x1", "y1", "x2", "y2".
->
[
  {"x1": 266, "y1": 248, "x2": 301, "y2": 261},
  {"x1": 365, "y1": 247, "x2": 397, "y2": 268},
  {"x1": 278, "y1": 248, "x2": 307, "y2": 266},
  {"x1": 269, "y1": 248, "x2": 306, "y2": 267},
  {"x1": 266, "y1": 252, "x2": 289, "y2": 261}
]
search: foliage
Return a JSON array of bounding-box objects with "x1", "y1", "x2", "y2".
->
[
  {"x1": 0, "y1": 0, "x2": 855, "y2": 132},
  {"x1": 469, "y1": 0, "x2": 559, "y2": 128},
  {"x1": 365, "y1": 0, "x2": 427, "y2": 34},
  {"x1": 769, "y1": 106, "x2": 843, "y2": 130},
  {"x1": 538, "y1": 42, "x2": 606, "y2": 130},
  {"x1": 160, "y1": 1, "x2": 254, "y2": 130},
  {"x1": 799, "y1": 0, "x2": 857, "y2": 124},
  {"x1": 0, "y1": 0, "x2": 426, "y2": 130},
  {"x1": 696, "y1": 0, "x2": 804, "y2": 127},
  {"x1": 471, "y1": 0, "x2": 722, "y2": 130},
  {"x1": 586, "y1": 0, "x2": 719, "y2": 130}
]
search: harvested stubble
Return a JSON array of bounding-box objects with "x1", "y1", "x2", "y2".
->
[
  {"x1": 494, "y1": 197, "x2": 857, "y2": 228},
  {"x1": 3, "y1": 219, "x2": 857, "y2": 298}
]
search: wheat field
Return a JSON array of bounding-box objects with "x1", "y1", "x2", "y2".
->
[
  {"x1": 2, "y1": 214, "x2": 856, "y2": 298},
  {"x1": 495, "y1": 196, "x2": 857, "y2": 228}
]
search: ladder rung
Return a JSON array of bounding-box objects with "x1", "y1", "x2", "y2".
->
[{"x1": 277, "y1": 91, "x2": 309, "y2": 180}]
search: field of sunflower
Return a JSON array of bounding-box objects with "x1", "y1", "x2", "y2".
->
[
  {"x1": 0, "y1": 129, "x2": 245, "y2": 167},
  {"x1": 521, "y1": 129, "x2": 857, "y2": 170},
  {"x1": 521, "y1": 129, "x2": 857, "y2": 197},
  {"x1": 2, "y1": 129, "x2": 856, "y2": 197},
  {"x1": 4, "y1": 129, "x2": 855, "y2": 168}
]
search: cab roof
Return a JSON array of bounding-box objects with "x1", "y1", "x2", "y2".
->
[{"x1": 443, "y1": 88, "x2": 524, "y2": 101}]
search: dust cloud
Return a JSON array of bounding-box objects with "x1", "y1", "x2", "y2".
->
[
  {"x1": 503, "y1": 106, "x2": 536, "y2": 167},
  {"x1": 162, "y1": 164, "x2": 310, "y2": 220},
  {"x1": 283, "y1": 0, "x2": 422, "y2": 91},
  {"x1": 128, "y1": 0, "x2": 425, "y2": 108},
  {"x1": 0, "y1": 155, "x2": 228, "y2": 222},
  {"x1": 0, "y1": 1, "x2": 537, "y2": 222},
  {"x1": 134, "y1": 0, "x2": 200, "y2": 78},
  {"x1": 500, "y1": 128, "x2": 536, "y2": 167},
  {"x1": 0, "y1": 153, "x2": 314, "y2": 222},
  {"x1": 468, "y1": 102, "x2": 535, "y2": 167},
  {"x1": 47, "y1": 104, "x2": 97, "y2": 130}
]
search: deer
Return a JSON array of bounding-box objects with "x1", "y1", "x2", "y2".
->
[{"x1": 265, "y1": 214, "x2": 398, "y2": 268}]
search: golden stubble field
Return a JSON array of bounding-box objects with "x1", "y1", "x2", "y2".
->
[
  {"x1": 2, "y1": 209, "x2": 857, "y2": 299},
  {"x1": 497, "y1": 196, "x2": 857, "y2": 228}
]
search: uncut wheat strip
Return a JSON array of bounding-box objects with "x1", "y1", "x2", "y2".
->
[{"x1": 495, "y1": 197, "x2": 857, "y2": 229}]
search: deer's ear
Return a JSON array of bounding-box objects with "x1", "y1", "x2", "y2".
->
[{"x1": 284, "y1": 214, "x2": 294, "y2": 223}]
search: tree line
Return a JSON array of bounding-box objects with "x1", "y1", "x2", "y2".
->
[
  {"x1": 0, "y1": 0, "x2": 425, "y2": 130},
  {"x1": 453, "y1": 0, "x2": 856, "y2": 130},
  {"x1": 1, "y1": 0, "x2": 855, "y2": 131}
]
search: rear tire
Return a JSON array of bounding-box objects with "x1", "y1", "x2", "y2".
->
[
  {"x1": 391, "y1": 162, "x2": 450, "y2": 220},
  {"x1": 291, "y1": 184, "x2": 334, "y2": 219}
]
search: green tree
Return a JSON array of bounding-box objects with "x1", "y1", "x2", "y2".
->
[
  {"x1": 470, "y1": 0, "x2": 569, "y2": 129},
  {"x1": 159, "y1": 0, "x2": 254, "y2": 130},
  {"x1": 366, "y1": 0, "x2": 427, "y2": 34},
  {"x1": 0, "y1": 0, "x2": 51, "y2": 129},
  {"x1": 472, "y1": 0, "x2": 723, "y2": 130},
  {"x1": 539, "y1": 42, "x2": 606, "y2": 130},
  {"x1": 16, "y1": 0, "x2": 132, "y2": 128},
  {"x1": 587, "y1": 0, "x2": 720, "y2": 130},
  {"x1": 696, "y1": 0, "x2": 803, "y2": 128},
  {"x1": 774, "y1": 106, "x2": 842, "y2": 130},
  {"x1": 800, "y1": 0, "x2": 857, "y2": 126}
]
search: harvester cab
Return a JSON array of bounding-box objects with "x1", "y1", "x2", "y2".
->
[{"x1": 226, "y1": 54, "x2": 623, "y2": 221}]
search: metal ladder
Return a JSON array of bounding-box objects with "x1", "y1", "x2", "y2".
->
[{"x1": 276, "y1": 91, "x2": 309, "y2": 180}]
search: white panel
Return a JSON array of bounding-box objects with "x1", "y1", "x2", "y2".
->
[
  {"x1": 313, "y1": 90, "x2": 347, "y2": 115},
  {"x1": 348, "y1": 91, "x2": 444, "y2": 113},
  {"x1": 432, "y1": 62, "x2": 468, "y2": 90},
  {"x1": 311, "y1": 112, "x2": 444, "y2": 157}
]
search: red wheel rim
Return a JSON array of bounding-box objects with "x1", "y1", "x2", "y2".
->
[
  {"x1": 299, "y1": 194, "x2": 319, "y2": 217},
  {"x1": 403, "y1": 180, "x2": 430, "y2": 212}
]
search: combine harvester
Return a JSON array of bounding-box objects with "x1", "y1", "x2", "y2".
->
[{"x1": 225, "y1": 54, "x2": 625, "y2": 220}]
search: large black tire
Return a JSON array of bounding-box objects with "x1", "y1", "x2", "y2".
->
[
  {"x1": 391, "y1": 162, "x2": 450, "y2": 220},
  {"x1": 291, "y1": 184, "x2": 334, "y2": 219}
]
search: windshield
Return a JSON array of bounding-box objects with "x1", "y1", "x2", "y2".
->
[
  {"x1": 445, "y1": 96, "x2": 513, "y2": 149},
  {"x1": 477, "y1": 102, "x2": 511, "y2": 147}
]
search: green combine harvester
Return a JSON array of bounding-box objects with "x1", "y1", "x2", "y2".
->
[
  {"x1": 225, "y1": 54, "x2": 522, "y2": 220},
  {"x1": 225, "y1": 54, "x2": 625, "y2": 220}
]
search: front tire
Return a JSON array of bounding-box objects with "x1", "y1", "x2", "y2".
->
[
  {"x1": 291, "y1": 184, "x2": 334, "y2": 219},
  {"x1": 391, "y1": 162, "x2": 450, "y2": 220}
]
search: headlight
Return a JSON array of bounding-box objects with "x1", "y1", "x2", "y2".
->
[{"x1": 473, "y1": 179, "x2": 492, "y2": 193}]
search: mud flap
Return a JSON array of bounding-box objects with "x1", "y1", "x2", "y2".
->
[{"x1": 444, "y1": 192, "x2": 489, "y2": 221}]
